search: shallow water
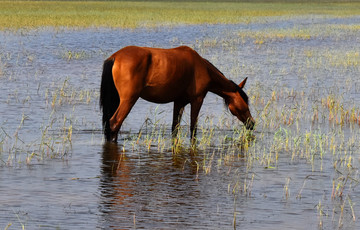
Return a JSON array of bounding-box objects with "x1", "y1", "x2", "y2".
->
[{"x1": 1, "y1": 15, "x2": 360, "y2": 229}]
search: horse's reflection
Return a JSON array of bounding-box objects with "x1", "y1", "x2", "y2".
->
[
  {"x1": 98, "y1": 143, "x2": 203, "y2": 228},
  {"x1": 100, "y1": 143, "x2": 134, "y2": 207}
]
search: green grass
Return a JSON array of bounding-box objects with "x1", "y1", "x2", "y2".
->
[{"x1": 1, "y1": 1, "x2": 360, "y2": 29}]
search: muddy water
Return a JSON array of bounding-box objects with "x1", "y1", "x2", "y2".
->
[{"x1": 1, "y1": 16, "x2": 360, "y2": 229}]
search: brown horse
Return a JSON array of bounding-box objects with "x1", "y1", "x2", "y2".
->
[{"x1": 100, "y1": 46, "x2": 255, "y2": 143}]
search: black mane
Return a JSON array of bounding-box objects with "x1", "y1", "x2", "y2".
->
[
  {"x1": 204, "y1": 58, "x2": 249, "y2": 105},
  {"x1": 230, "y1": 80, "x2": 249, "y2": 104},
  {"x1": 204, "y1": 58, "x2": 225, "y2": 77}
]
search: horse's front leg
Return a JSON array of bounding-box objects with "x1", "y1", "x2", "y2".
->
[
  {"x1": 171, "y1": 101, "x2": 186, "y2": 138},
  {"x1": 109, "y1": 98, "x2": 138, "y2": 143},
  {"x1": 190, "y1": 97, "x2": 204, "y2": 145}
]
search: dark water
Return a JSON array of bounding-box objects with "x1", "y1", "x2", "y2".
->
[{"x1": 1, "y1": 15, "x2": 360, "y2": 229}]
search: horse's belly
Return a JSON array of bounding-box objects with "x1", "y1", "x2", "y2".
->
[{"x1": 140, "y1": 85, "x2": 186, "y2": 104}]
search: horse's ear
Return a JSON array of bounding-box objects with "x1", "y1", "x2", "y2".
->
[{"x1": 239, "y1": 77, "x2": 248, "y2": 89}]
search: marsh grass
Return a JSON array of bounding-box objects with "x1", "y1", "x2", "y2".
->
[
  {"x1": 0, "y1": 112, "x2": 73, "y2": 166},
  {"x1": 0, "y1": 79, "x2": 81, "y2": 166},
  {"x1": 46, "y1": 78, "x2": 98, "y2": 107},
  {"x1": 1, "y1": 1, "x2": 360, "y2": 30},
  {"x1": 61, "y1": 50, "x2": 92, "y2": 61}
]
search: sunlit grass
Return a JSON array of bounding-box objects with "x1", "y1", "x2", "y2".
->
[{"x1": 1, "y1": 1, "x2": 360, "y2": 30}]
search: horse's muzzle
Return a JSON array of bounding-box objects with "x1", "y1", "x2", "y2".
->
[{"x1": 245, "y1": 118, "x2": 255, "y2": 130}]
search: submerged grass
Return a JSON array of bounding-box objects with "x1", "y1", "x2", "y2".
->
[{"x1": 1, "y1": 1, "x2": 360, "y2": 30}]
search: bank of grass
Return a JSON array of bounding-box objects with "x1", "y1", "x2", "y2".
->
[{"x1": 1, "y1": 1, "x2": 360, "y2": 30}]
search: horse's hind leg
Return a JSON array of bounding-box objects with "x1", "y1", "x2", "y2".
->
[{"x1": 109, "y1": 98, "x2": 138, "y2": 142}]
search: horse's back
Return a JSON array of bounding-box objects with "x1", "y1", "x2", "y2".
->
[{"x1": 111, "y1": 45, "x2": 196, "y2": 57}]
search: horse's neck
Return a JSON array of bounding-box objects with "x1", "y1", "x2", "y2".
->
[
  {"x1": 208, "y1": 68, "x2": 235, "y2": 100},
  {"x1": 202, "y1": 58, "x2": 235, "y2": 99}
]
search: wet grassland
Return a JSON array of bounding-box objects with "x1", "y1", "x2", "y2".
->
[
  {"x1": 1, "y1": 0, "x2": 360, "y2": 29},
  {"x1": 1, "y1": 1, "x2": 360, "y2": 229}
]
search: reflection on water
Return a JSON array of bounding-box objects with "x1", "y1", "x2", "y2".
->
[
  {"x1": 98, "y1": 143, "x2": 223, "y2": 229},
  {"x1": 100, "y1": 143, "x2": 134, "y2": 219}
]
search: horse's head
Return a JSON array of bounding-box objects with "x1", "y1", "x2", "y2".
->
[{"x1": 226, "y1": 78, "x2": 255, "y2": 130}]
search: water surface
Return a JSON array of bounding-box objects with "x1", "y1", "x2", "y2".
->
[{"x1": 1, "y1": 15, "x2": 360, "y2": 229}]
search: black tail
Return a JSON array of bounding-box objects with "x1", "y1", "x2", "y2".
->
[{"x1": 100, "y1": 58, "x2": 119, "y2": 141}]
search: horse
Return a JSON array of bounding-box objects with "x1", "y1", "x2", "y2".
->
[{"x1": 100, "y1": 46, "x2": 255, "y2": 143}]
